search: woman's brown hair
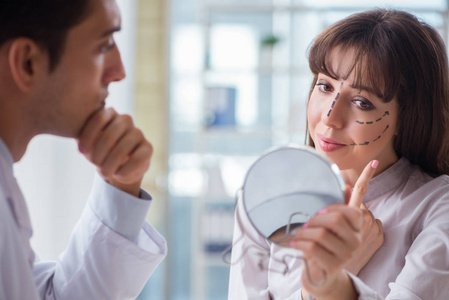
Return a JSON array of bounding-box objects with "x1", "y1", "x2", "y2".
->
[{"x1": 307, "y1": 9, "x2": 449, "y2": 176}]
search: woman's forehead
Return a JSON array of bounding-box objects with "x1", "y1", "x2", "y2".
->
[
  {"x1": 323, "y1": 47, "x2": 387, "y2": 99},
  {"x1": 328, "y1": 47, "x2": 357, "y2": 77}
]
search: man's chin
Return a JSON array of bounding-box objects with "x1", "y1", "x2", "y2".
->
[
  {"x1": 77, "y1": 106, "x2": 105, "y2": 137},
  {"x1": 42, "y1": 129, "x2": 78, "y2": 139}
]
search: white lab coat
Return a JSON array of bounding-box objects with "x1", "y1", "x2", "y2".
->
[{"x1": 0, "y1": 138, "x2": 167, "y2": 300}]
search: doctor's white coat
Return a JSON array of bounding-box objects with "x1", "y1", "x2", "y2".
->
[{"x1": 0, "y1": 138, "x2": 167, "y2": 300}]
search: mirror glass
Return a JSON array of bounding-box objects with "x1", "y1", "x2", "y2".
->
[{"x1": 242, "y1": 145, "x2": 345, "y2": 245}]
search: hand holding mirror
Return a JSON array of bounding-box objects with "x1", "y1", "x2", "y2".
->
[{"x1": 223, "y1": 145, "x2": 346, "y2": 286}]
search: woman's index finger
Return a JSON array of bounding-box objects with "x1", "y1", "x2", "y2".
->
[{"x1": 348, "y1": 160, "x2": 378, "y2": 208}]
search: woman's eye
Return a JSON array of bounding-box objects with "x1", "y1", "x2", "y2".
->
[
  {"x1": 316, "y1": 83, "x2": 332, "y2": 93},
  {"x1": 353, "y1": 98, "x2": 374, "y2": 111}
]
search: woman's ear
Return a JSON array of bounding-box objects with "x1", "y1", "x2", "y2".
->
[{"x1": 8, "y1": 38, "x2": 48, "y2": 92}]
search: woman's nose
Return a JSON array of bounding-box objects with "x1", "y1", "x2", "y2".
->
[{"x1": 321, "y1": 92, "x2": 345, "y2": 129}]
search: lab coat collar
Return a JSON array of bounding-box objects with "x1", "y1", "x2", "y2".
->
[{"x1": 0, "y1": 137, "x2": 14, "y2": 170}]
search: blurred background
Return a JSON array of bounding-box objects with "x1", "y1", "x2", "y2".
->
[{"x1": 14, "y1": 0, "x2": 449, "y2": 299}]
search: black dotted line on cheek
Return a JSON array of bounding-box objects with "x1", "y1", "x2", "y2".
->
[
  {"x1": 349, "y1": 124, "x2": 390, "y2": 146},
  {"x1": 355, "y1": 111, "x2": 390, "y2": 125}
]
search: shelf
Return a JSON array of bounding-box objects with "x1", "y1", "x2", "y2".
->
[
  {"x1": 204, "y1": 253, "x2": 231, "y2": 267},
  {"x1": 198, "y1": 127, "x2": 273, "y2": 137},
  {"x1": 201, "y1": 3, "x2": 446, "y2": 14},
  {"x1": 203, "y1": 65, "x2": 311, "y2": 76}
]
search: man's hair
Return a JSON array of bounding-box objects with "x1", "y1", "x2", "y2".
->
[
  {"x1": 307, "y1": 9, "x2": 449, "y2": 176},
  {"x1": 0, "y1": 0, "x2": 92, "y2": 70}
]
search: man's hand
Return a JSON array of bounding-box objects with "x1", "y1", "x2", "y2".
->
[{"x1": 77, "y1": 108, "x2": 153, "y2": 197}]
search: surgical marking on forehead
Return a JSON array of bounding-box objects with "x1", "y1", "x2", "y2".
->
[
  {"x1": 326, "y1": 82, "x2": 344, "y2": 118},
  {"x1": 355, "y1": 111, "x2": 389, "y2": 125},
  {"x1": 349, "y1": 124, "x2": 390, "y2": 146}
]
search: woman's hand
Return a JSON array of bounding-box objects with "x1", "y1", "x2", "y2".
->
[
  {"x1": 290, "y1": 160, "x2": 378, "y2": 300},
  {"x1": 344, "y1": 202, "x2": 384, "y2": 275}
]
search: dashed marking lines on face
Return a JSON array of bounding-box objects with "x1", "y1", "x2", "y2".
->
[
  {"x1": 349, "y1": 124, "x2": 390, "y2": 146},
  {"x1": 326, "y1": 82, "x2": 344, "y2": 118},
  {"x1": 355, "y1": 111, "x2": 389, "y2": 125},
  {"x1": 322, "y1": 82, "x2": 392, "y2": 146}
]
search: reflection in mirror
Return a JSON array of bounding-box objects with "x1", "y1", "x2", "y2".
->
[{"x1": 222, "y1": 145, "x2": 345, "y2": 286}]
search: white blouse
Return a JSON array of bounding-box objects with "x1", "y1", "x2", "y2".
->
[{"x1": 228, "y1": 158, "x2": 449, "y2": 299}]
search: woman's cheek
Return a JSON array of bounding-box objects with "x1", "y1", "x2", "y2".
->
[
  {"x1": 307, "y1": 98, "x2": 322, "y2": 125},
  {"x1": 349, "y1": 119, "x2": 391, "y2": 146}
]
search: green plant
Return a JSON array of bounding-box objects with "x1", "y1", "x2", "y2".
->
[{"x1": 261, "y1": 34, "x2": 281, "y2": 47}]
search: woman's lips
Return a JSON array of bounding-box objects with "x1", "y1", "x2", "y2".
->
[{"x1": 317, "y1": 134, "x2": 347, "y2": 152}]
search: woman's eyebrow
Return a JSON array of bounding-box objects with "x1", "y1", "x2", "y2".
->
[{"x1": 349, "y1": 83, "x2": 384, "y2": 98}]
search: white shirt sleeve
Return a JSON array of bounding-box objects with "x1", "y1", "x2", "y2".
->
[
  {"x1": 347, "y1": 273, "x2": 382, "y2": 300},
  {"x1": 33, "y1": 173, "x2": 167, "y2": 300}
]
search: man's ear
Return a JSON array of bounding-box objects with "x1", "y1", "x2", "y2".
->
[{"x1": 8, "y1": 38, "x2": 48, "y2": 92}]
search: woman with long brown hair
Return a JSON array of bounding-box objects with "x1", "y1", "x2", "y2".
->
[{"x1": 229, "y1": 9, "x2": 449, "y2": 299}]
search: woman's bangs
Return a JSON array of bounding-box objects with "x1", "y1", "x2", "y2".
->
[
  {"x1": 310, "y1": 42, "x2": 399, "y2": 102},
  {"x1": 354, "y1": 49, "x2": 400, "y2": 102}
]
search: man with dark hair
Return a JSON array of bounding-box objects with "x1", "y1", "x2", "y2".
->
[{"x1": 0, "y1": 0, "x2": 167, "y2": 299}]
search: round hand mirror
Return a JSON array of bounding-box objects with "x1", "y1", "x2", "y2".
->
[{"x1": 242, "y1": 145, "x2": 345, "y2": 245}]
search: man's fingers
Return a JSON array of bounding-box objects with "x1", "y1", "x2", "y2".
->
[
  {"x1": 99, "y1": 128, "x2": 145, "y2": 177},
  {"x1": 78, "y1": 107, "x2": 117, "y2": 155},
  {"x1": 91, "y1": 116, "x2": 131, "y2": 165},
  {"x1": 114, "y1": 143, "x2": 152, "y2": 183},
  {"x1": 348, "y1": 160, "x2": 378, "y2": 208}
]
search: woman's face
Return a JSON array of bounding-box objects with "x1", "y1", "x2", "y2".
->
[{"x1": 307, "y1": 48, "x2": 399, "y2": 183}]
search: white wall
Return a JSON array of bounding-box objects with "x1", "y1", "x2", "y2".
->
[{"x1": 14, "y1": 0, "x2": 137, "y2": 261}]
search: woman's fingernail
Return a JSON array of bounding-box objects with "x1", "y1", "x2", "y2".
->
[
  {"x1": 371, "y1": 160, "x2": 379, "y2": 169},
  {"x1": 318, "y1": 209, "x2": 328, "y2": 215},
  {"x1": 302, "y1": 222, "x2": 309, "y2": 229},
  {"x1": 289, "y1": 240, "x2": 295, "y2": 247},
  {"x1": 290, "y1": 229, "x2": 298, "y2": 236}
]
